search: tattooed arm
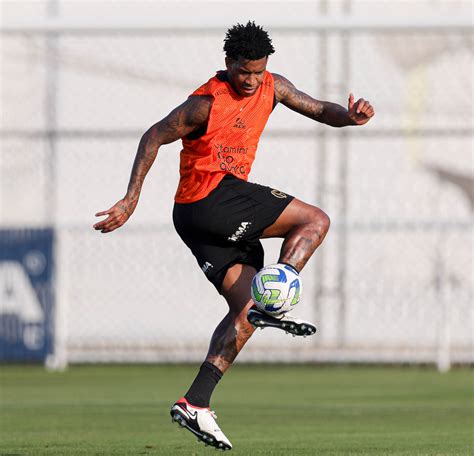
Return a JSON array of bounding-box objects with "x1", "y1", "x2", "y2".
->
[
  {"x1": 93, "y1": 95, "x2": 213, "y2": 233},
  {"x1": 273, "y1": 73, "x2": 374, "y2": 127}
]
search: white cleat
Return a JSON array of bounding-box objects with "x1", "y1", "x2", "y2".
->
[
  {"x1": 247, "y1": 306, "x2": 317, "y2": 337},
  {"x1": 170, "y1": 397, "x2": 232, "y2": 451}
]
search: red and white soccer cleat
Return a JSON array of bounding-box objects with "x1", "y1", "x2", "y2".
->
[{"x1": 170, "y1": 397, "x2": 232, "y2": 451}]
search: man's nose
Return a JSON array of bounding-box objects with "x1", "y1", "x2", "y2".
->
[{"x1": 246, "y1": 74, "x2": 257, "y2": 86}]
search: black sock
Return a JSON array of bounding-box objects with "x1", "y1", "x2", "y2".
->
[
  {"x1": 279, "y1": 262, "x2": 299, "y2": 274},
  {"x1": 184, "y1": 361, "x2": 223, "y2": 408}
]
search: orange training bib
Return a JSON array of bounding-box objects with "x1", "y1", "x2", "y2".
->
[{"x1": 174, "y1": 71, "x2": 274, "y2": 203}]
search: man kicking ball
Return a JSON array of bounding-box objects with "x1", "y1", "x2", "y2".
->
[{"x1": 94, "y1": 21, "x2": 374, "y2": 451}]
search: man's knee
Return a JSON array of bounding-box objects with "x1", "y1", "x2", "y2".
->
[
  {"x1": 316, "y1": 208, "x2": 331, "y2": 235},
  {"x1": 306, "y1": 206, "x2": 330, "y2": 239}
]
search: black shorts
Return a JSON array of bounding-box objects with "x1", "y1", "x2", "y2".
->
[{"x1": 173, "y1": 175, "x2": 294, "y2": 293}]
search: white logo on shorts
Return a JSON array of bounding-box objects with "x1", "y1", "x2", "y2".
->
[
  {"x1": 271, "y1": 189, "x2": 287, "y2": 199},
  {"x1": 228, "y1": 221, "x2": 251, "y2": 242},
  {"x1": 201, "y1": 262, "x2": 213, "y2": 274}
]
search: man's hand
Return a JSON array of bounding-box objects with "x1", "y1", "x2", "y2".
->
[
  {"x1": 348, "y1": 93, "x2": 375, "y2": 125},
  {"x1": 93, "y1": 197, "x2": 137, "y2": 233}
]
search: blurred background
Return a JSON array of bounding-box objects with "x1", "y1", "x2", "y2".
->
[{"x1": 1, "y1": 0, "x2": 473, "y2": 370}]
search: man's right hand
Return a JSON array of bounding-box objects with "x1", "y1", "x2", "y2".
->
[{"x1": 93, "y1": 197, "x2": 137, "y2": 233}]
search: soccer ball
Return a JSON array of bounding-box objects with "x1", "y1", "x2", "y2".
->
[{"x1": 251, "y1": 264, "x2": 302, "y2": 317}]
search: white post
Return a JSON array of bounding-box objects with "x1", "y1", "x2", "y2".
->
[{"x1": 435, "y1": 183, "x2": 451, "y2": 373}]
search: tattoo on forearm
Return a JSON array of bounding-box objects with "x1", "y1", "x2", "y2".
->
[
  {"x1": 274, "y1": 75, "x2": 324, "y2": 119},
  {"x1": 127, "y1": 132, "x2": 158, "y2": 200},
  {"x1": 274, "y1": 73, "x2": 352, "y2": 127}
]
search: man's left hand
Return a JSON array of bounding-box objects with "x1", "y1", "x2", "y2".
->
[{"x1": 348, "y1": 93, "x2": 375, "y2": 125}]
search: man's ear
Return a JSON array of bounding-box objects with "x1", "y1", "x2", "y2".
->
[{"x1": 225, "y1": 57, "x2": 234, "y2": 70}]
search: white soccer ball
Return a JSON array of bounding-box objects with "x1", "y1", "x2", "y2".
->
[{"x1": 251, "y1": 263, "x2": 302, "y2": 317}]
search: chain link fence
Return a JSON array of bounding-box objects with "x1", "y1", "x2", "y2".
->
[{"x1": 1, "y1": 6, "x2": 473, "y2": 367}]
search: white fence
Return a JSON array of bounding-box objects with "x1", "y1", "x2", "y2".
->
[{"x1": 1, "y1": 4, "x2": 473, "y2": 368}]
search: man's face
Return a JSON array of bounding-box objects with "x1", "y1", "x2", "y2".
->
[{"x1": 225, "y1": 56, "x2": 268, "y2": 97}]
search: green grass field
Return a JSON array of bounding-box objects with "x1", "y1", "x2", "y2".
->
[{"x1": 0, "y1": 364, "x2": 472, "y2": 455}]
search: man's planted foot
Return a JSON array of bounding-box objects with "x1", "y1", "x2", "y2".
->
[{"x1": 170, "y1": 397, "x2": 232, "y2": 451}]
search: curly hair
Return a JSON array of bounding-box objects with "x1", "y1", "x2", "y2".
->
[{"x1": 223, "y1": 21, "x2": 275, "y2": 61}]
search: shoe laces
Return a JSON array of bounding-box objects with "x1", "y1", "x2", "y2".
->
[{"x1": 208, "y1": 410, "x2": 217, "y2": 419}]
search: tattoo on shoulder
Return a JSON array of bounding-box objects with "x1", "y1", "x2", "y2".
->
[{"x1": 186, "y1": 95, "x2": 213, "y2": 126}]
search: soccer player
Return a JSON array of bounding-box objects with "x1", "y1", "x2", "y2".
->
[{"x1": 94, "y1": 21, "x2": 374, "y2": 451}]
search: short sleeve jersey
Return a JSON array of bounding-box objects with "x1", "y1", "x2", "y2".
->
[{"x1": 174, "y1": 71, "x2": 275, "y2": 203}]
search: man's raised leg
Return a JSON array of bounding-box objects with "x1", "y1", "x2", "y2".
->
[{"x1": 247, "y1": 198, "x2": 330, "y2": 335}]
